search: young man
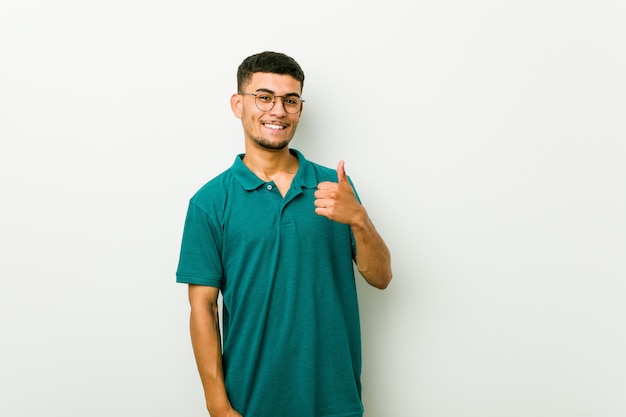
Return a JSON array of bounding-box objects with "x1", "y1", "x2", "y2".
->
[{"x1": 176, "y1": 51, "x2": 392, "y2": 417}]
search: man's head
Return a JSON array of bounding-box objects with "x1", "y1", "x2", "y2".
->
[
  {"x1": 232, "y1": 52, "x2": 306, "y2": 152},
  {"x1": 237, "y1": 51, "x2": 305, "y2": 93}
]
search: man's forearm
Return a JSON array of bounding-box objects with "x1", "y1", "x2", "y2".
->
[
  {"x1": 189, "y1": 299, "x2": 236, "y2": 416},
  {"x1": 352, "y1": 212, "x2": 393, "y2": 289}
]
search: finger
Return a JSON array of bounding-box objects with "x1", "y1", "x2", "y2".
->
[
  {"x1": 336, "y1": 160, "x2": 348, "y2": 184},
  {"x1": 313, "y1": 189, "x2": 328, "y2": 199},
  {"x1": 316, "y1": 181, "x2": 335, "y2": 191}
]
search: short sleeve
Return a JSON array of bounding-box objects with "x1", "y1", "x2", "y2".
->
[{"x1": 175, "y1": 200, "x2": 224, "y2": 287}]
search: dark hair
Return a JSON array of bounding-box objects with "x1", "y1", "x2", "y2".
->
[{"x1": 237, "y1": 51, "x2": 305, "y2": 92}]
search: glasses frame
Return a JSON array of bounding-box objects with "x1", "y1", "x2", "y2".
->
[{"x1": 237, "y1": 91, "x2": 305, "y2": 114}]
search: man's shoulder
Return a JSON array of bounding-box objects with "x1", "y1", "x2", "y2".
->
[
  {"x1": 294, "y1": 150, "x2": 338, "y2": 183},
  {"x1": 189, "y1": 166, "x2": 235, "y2": 205},
  {"x1": 309, "y1": 162, "x2": 338, "y2": 181}
]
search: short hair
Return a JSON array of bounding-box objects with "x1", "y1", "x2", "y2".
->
[{"x1": 237, "y1": 51, "x2": 305, "y2": 92}]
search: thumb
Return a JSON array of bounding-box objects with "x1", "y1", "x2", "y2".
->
[{"x1": 336, "y1": 160, "x2": 348, "y2": 184}]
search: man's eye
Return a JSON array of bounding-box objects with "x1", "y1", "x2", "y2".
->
[
  {"x1": 257, "y1": 95, "x2": 273, "y2": 102},
  {"x1": 285, "y1": 98, "x2": 298, "y2": 105}
]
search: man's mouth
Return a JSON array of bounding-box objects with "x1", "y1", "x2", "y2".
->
[{"x1": 263, "y1": 123, "x2": 286, "y2": 130}]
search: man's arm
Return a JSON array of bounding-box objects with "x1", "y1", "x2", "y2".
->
[
  {"x1": 349, "y1": 208, "x2": 392, "y2": 289},
  {"x1": 314, "y1": 160, "x2": 392, "y2": 289},
  {"x1": 188, "y1": 284, "x2": 242, "y2": 417}
]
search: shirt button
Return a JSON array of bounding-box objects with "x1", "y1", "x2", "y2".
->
[{"x1": 266, "y1": 184, "x2": 273, "y2": 191}]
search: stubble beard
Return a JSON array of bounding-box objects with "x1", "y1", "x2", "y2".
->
[{"x1": 250, "y1": 135, "x2": 291, "y2": 151}]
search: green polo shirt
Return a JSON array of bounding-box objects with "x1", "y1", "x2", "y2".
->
[{"x1": 176, "y1": 149, "x2": 364, "y2": 417}]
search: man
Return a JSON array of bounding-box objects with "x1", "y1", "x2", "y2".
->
[{"x1": 176, "y1": 51, "x2": 392, "y2": 417}]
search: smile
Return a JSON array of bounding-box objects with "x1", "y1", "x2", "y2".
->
[{"x1": 263, "y1": 123, "x2": 286, "y2": 130}]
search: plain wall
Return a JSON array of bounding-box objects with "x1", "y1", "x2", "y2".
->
[{"x1": 1, "y1": 1, "x2": 625, "y2": 416}]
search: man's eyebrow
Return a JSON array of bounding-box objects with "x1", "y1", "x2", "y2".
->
[{"x1": 255, "y1": 88, "x2": 301, "y2": 98}]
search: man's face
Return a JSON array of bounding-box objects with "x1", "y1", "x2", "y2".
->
[{"x1": 231, "y1": 72, "x2": 303, "y2": 151}]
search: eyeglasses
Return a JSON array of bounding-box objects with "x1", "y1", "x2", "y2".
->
[{"x1": 238, "y1": 91, "x2": 304, "y2": 114}]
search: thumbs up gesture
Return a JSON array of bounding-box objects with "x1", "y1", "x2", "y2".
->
[{"x1": 314, "y1": 160, "x2": 365, "y2": 225}]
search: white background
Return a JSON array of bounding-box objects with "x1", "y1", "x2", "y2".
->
[{"x1": 1, "y1": 1, "x2": 625, "y2": 416}]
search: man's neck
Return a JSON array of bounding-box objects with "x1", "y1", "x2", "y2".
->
[
  {"x1": 242, "y1": 147, "x2": 299, "y2": 196},
  {"x1": 242, "y1": 147, "x2": 298, "y2": 182}
]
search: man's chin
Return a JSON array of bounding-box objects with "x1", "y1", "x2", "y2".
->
[{"x1": 254, "y1": 138, "x2": 290, "y2": 151}]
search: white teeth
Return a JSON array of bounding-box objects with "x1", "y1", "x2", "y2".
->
[{"x1": 264, "y1": 123, "x2": 284, "y2": 130}]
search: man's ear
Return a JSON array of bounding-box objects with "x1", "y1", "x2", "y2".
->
[{"x1": 230, "y1": 93, "x2": 243, "y2": 118}]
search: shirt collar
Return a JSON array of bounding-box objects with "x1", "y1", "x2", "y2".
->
[{"x1": 231, "y1": 148, "x2": 319, "y2": 191}]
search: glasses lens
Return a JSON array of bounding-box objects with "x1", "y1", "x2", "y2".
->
[
  {"x1": 283, "y1": 96, "x2": 301, "y2": 114},
  {"x1": 255, "y1": 93, "x2": 275, "y2": 111}
]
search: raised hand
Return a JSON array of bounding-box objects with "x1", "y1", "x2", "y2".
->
[{"x1": 314, "y1": 160, "x2": 366, "y2": 225}]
